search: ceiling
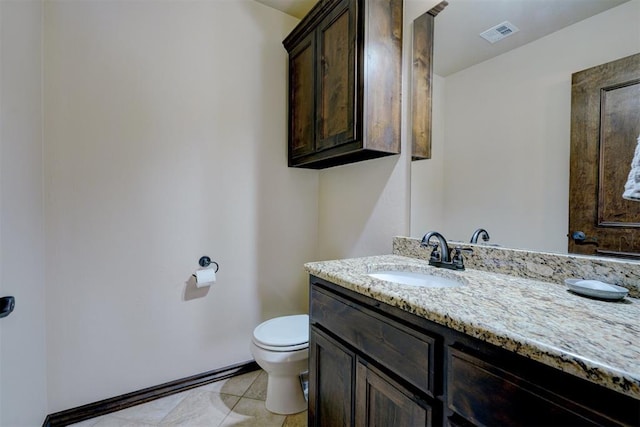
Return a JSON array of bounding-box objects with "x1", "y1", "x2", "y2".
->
[
  {"x1": 254, "y1": 0, "x2": 631, "y2": 76},
  {"x1": 433, "y1": 0, "x2": 630, "y2": 76},
  {"x1": 254, "y1": 0, "x2": 317, "y2": 19}
]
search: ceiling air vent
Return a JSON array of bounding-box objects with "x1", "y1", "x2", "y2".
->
[{"x1": 479, "y1": 21, "x2": 520, "y2": 44}]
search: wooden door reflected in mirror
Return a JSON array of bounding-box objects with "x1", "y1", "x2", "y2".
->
[{"x1": 569, "y1": 53, "x2": 640, "y2": 258}]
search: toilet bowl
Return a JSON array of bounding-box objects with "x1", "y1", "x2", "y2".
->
[{"x1": 250, "y1": 314, "x2": 309, "y2": 415}]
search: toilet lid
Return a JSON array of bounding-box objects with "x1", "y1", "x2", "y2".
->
[{"x1": 253, "y1": 314, "x2": 309, "y2": 348}]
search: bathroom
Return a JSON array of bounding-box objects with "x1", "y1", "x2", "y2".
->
[{"x1": 1, "y1": 0, "x2": 638, "y2": 425}]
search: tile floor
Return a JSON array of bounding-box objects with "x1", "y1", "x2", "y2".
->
[{"x1": 69, "y1": 370, "x2": 307, "y2": 427}]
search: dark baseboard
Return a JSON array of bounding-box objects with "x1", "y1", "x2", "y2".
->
[{"x1": 43, "y1": 360, "x2": 260, "y2": 427}]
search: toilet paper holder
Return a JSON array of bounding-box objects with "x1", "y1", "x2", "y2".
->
[{"x1": 197, "y1": 256, "x2": 219, "y2": 272}]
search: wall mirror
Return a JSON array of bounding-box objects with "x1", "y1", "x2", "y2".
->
[{"x1": 410, "y1": 0, "x2": 639, "y2": 255}]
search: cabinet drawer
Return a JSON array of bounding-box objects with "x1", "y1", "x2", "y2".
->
[
  {"x1": 310, "y1": 285, "x2": 436, "y2": 396},
  {"x1": 447, "y1": 346, "x2": 611, "y2": 426}
]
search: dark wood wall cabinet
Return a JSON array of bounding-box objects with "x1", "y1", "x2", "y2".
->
[
  {"x1": 283, "y1": 0, "x2": 403, "y2": 169},
  {"x1": 308, "y1": 276, "x2": 640, "y2": 427}
]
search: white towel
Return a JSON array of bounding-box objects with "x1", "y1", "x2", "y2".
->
[{"x1": 623, "y1": 135, "x2": 640, "y2": 201}]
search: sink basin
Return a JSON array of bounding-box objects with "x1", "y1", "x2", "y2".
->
[{"x1": 367, "y1": 270, "x2": 464, "y2": 288}]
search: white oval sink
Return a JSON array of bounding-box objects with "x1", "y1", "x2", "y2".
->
[{"x1": 368, "y1": 270, "x2": 464, "y2": 288}]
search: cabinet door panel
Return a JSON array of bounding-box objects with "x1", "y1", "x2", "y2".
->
[
  {"x1": 309, "y1": 326, "x2": 355, "y2": 427},
  {"x1": 289, "y1": 32, "x2": 315, "y2": 159},
  {"x1": 355, "y1": 358, "x2": 432, "y2": 427},
  {"x1": 363, "y1": 0, "x2": 403, "y2": 153},
  {"x1": 316, "y1": 0, "x2": 356, "y2": 151}
]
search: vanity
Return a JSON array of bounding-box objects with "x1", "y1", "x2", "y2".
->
[{"x1": 304, "y1": 238, "x2": 640, "y2": 426}]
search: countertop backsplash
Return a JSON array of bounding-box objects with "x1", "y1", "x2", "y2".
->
[{"x1": 393, "y1": 236, "x2": 640, "y2": 298}]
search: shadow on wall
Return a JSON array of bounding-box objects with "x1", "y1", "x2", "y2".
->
[
  {"x1": 246, "y1": 2, "x2": 320, "y2": 321},
  {"x1": 184, "y1": 274, "x2": 211, "y2": 301},
  {"x1": 318, "y1": 156, "x2": 401, "y2": 260}
]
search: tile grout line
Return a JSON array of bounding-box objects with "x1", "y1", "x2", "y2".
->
[
  {"x1": 218, "y1": 395, "x2": 242, "y2": 427},
  {"x1": 217, "y1": 370, "x2": 265, "y2": 427},
  {"x1": 243, "y1": 370, "x2": 265, "y2": 398},
  {"x1": 156, "y1": 388, "x2": 198, "y2": 425}
]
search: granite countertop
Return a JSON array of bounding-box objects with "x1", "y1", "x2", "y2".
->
[{"x1": 304, "y1": 254, "x2": 640, "y2": 400}]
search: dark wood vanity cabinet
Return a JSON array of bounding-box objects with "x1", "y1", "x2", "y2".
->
[
  {"x1": 308, "y1": 276, "x2": 640, "y2": 427},
  {"x1": 283, "y1": 0, "x2": 403, "y2": 169},
  {"x1": 309, "y1": 283, "x2": 435, "y2": 426},
  {"x1": 355, "y1": 357, "x2": 434, "y2": 426},
  {"x1": 309, "y1": 327, "x2": 355, "y2": 426},
  {"x1": 445, "y1": 346, "x2": 631, "y2": 427}
]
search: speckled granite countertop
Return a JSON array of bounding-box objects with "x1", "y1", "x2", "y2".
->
[{"x1": 304, "y1": 254, "x2": 640, "y2": 400}]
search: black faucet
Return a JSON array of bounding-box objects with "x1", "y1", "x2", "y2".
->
[
  {"x1": 421, "y1": 231, "x2": 470, "y2": 270},
  {"x1": 421, "y1": 231, "x2": 450, "y2": 263},
  {"x1": 470, "y1": 228, "x2": 490, "y2": 244}
]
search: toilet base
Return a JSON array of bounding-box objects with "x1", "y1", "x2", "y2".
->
[{"x1": 265, "y1": 373, "x2": 308, "y2": 415}]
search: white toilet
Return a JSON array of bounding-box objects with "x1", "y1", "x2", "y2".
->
[{"x1": 250, "y1": 314, "x2": 309, "y2": 415}]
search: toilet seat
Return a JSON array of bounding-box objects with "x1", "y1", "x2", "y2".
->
[{"x1": 252, "y1": 314, "x2": 309, "y2": 352}]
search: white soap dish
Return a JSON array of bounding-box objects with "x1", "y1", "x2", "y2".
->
[{"x1": 564, "y1": 279, "x2": 629, "y2": 301}]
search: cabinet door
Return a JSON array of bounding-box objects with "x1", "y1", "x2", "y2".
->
[
  {"x1": 288, "y1": 32, "x2": 315, "y2": 160},
  {"x1": 355, "y1": 358, "x2": 432, "y2": 427},
  {"x1": 315, "y1": 0, "x2": 357, "y2": 151},
  {"x1": 309, "y1": 326, "x2": 355, "y2": 427}
]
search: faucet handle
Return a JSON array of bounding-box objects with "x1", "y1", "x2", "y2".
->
[
  {"x1": 428, "y1": 243, "x2": 441, "y2": 262},
  {"x1": 452, "y1": 246, "x2": 473, "y2": 269},
  {"x1": 454, "y1": 246, "x2": 473, "y2": 254}
]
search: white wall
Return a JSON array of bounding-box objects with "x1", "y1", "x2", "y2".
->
[
  {"x1": 0, "y1": 0, "x2": 48, "y2": 425},
  {"x1": 412, "y1": 0, "x2": 640, "y2": 252},
  {"x1": 317, "y1": 155, "x2": 408, "y2": 259},
  {"x1": 410, "y1": 73, "x2": 446, "y2": 238},
  {"x1": 44, "y1": 0, "x2": 318, "y2": 411}
]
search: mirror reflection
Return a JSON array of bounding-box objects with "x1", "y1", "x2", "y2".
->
[{"x1": 410, "y1": 0, "x2": 639, "y2": 254}]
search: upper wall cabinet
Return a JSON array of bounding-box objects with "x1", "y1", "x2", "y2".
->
[{"x1": 283, "y1": 0, "x2": 403, "y2": 169}]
